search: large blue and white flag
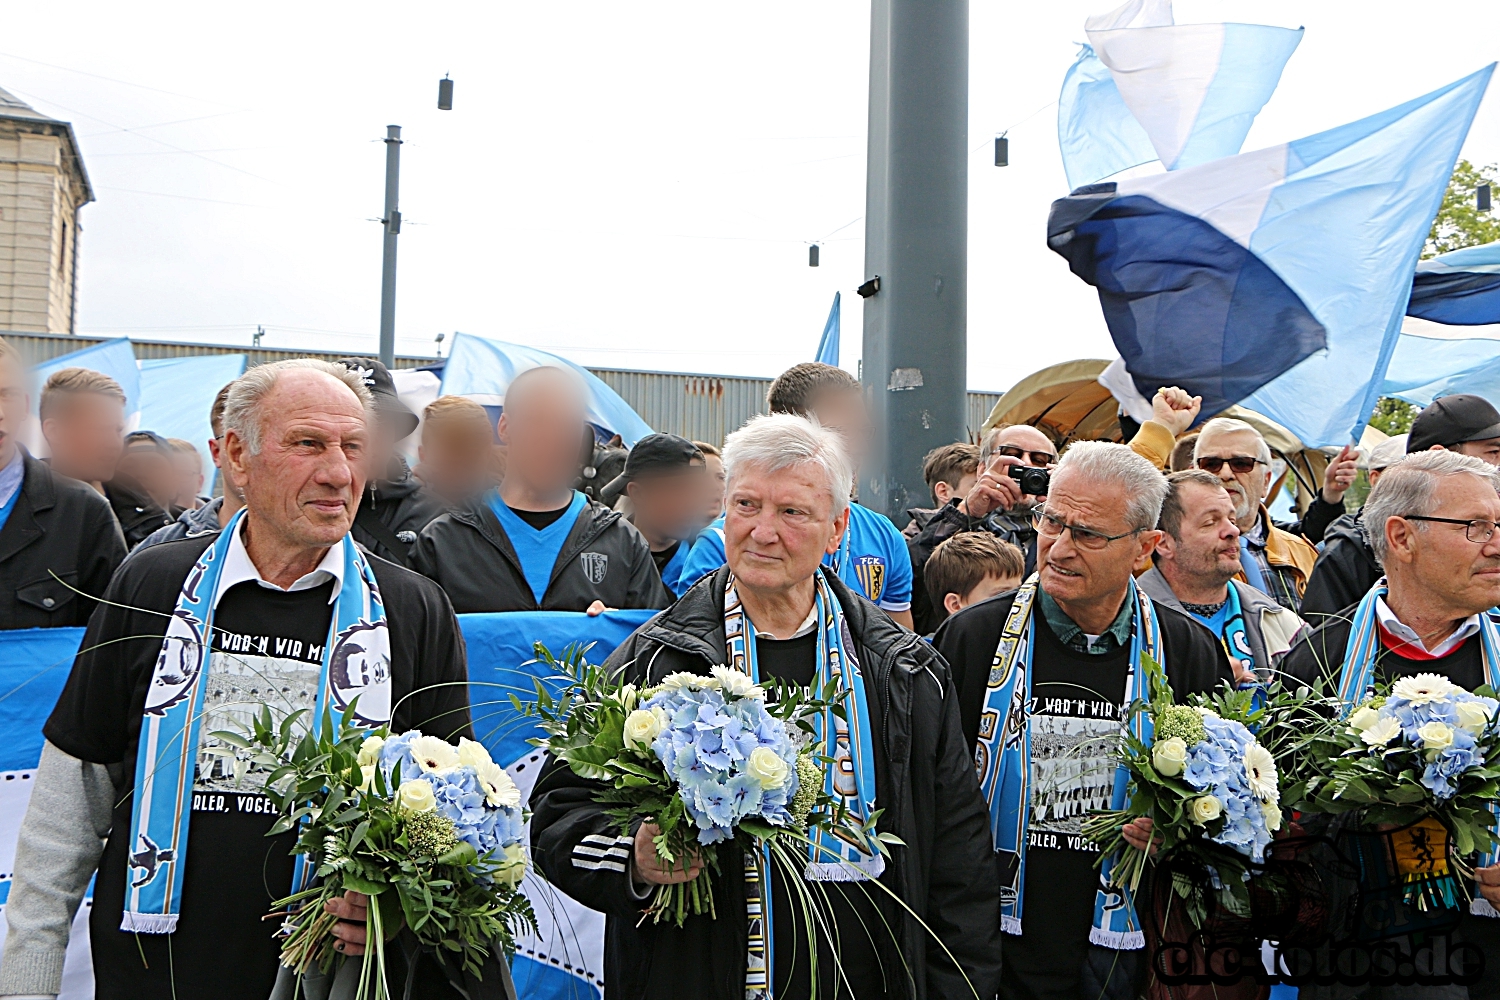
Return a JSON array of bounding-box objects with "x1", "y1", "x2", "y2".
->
[
  {"x1": 1058, "y1": 0, "x2": 1302, "y2": 190},
  {"x1": 1408, "y1": 240, "x2": 1500, "y2": 326},
  {"x1": 30, "y1": 338, "x2": 141, "y2": 429},
  {"x1": 1381, "y1": 332, "x2": 1500, "y2": 407},
  {"x1": 815, "y1": 292, "x2": 840, "y2": 366},
  {"x1": 1049, "y1": 65, "x2": 1493, "y2": 447},
  {"x1": 137, "y1": 354, "x2": 248, "y2": 491}
]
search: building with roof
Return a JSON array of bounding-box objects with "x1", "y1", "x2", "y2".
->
[{"x1": 0, "y1": 86, "x2": 91, "y2": 335}]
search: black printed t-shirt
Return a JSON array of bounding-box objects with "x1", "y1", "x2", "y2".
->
[
  {"x1": 650, "y1": 540, "x2": 681, "y2": 576},
  {"x1": 756, "y1": 631, "x2": 895, "y2": 1000},
  {"x1": 511, "y1": 502, "x2": 571, "y2": 531}
]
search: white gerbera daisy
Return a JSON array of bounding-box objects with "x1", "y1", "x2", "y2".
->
[
  {"x1": 1243, "y1": 742, "x2": 1279, "y2": 802},
  {"x1": 410, "y1": 735, "x2": 459, "y2": 774},
  {"x1": 1391, "y1": 673, "x2": 1462, "y2": 706}
]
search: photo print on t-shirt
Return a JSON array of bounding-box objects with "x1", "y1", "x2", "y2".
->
[{"x1": 1026, "y1": 692, "x2": 1124, "y2": 854}]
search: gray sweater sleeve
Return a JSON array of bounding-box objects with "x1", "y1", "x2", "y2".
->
[{"x1": 0, "y1": 741, "x2": 117, "y2": 998}]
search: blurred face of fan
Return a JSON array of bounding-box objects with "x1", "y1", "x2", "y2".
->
[{"x1": 497, "y1": 369, "x2": 588, "y2": 494}]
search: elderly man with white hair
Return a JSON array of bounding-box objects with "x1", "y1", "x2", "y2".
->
[
  {"x1": 1285, "y1": 449, "x2": 1500, "y2": 997},
  {"x1": 529, "y1": 413, "x2": 1001, "y2": 1000},
  {"x1": 0, "y1": 359, "x2": 476, "y2": 1000},
  {"x1": 935, "y1": 441, "x2": 1232, "y2": 1000}
]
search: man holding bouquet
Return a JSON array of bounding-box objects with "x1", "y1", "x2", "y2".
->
[
  {"x1": 1285, "y1": 449, "x2": 1500, "y2": 999},
  {"x1": 934, "y1": 442, "x2": 1233, "y2": 1000},
  {"x1": 530, "y1": 413, "x2": 1001, "y2": 1000}
]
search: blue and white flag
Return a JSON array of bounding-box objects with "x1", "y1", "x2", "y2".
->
[
  {"x1": 1382, "y1": 332, "x2": 1500, "y2": 408},
  {"x1": 1059, "y1": 0, "x2": 1301, "y2": 189},
  {"x1": 30, "y1": 338, "x2": 141, "y2": 430},
  {"x1": 137, "y1": 354, "x2": 248, "y2": 491},
  {"x1": 815, "y1": 292, "x2": 841, "y2": 366},
  {"x1": 1049, "y1": 65, "x2": 1493, "y2": 446},
  {"x1": 1409, "y1": 240, "x2": 1500, "y2": 326}
]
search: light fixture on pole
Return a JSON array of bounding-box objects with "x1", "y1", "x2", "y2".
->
[
  {"x1": 1479, "y1": 183, "x2": 1491, "y2": 213},
  {"x1": 809, "y1": 244, "x2": 820, "y2": 267},
  {"x1": 995, "y1": 133, "x2": 1008, "y2": 167},
  {"x1": 438, "y1": 75, "x2": 454, "y2": 111}
]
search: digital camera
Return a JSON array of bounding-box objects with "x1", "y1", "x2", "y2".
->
[{"x1": 1008, "y1": 465, "x2": 1051, "y2": 497}]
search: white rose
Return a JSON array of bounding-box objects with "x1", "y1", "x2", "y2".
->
[
  {"x1": 1457, "y1": 700, "x2": 1493, "y2": 735},
  {"x1": 1151, "y1": 737, "x2": 1188, "y2": 778},
  {"x1": 1418, "y1": 721, "x2": 1455, "y2": 752},
  {"x1": 496, "y1": 843, "x2": 528, "y2": 889},
  {"x1": 1347, "y1": 705, "x2": 1380, "y2": 733},
  {"x1": 1189, "y1": 795, "x2": 1223, "y2": 826},
  {"x1": 620, "y1": 683, "x2": 638, "y2": 711},
  {"x1": 624, "y1": 709, "x2": 664, "y2": 750},
  {"x1": 476, "y1": 760, "x2": 522, "y2": 808},
  {"x1": 359, "y1": 764, "x2": 377, "y2": 792},
  {"x1": 397, "y1": 778, "x2": 437, "y2": 814},
  {"x1": 457, "y1": 737, "x2": 493, "y2": 768},
  {"x1": 746, "y1": 747, "x2": 791, "y2": 790},
  {"x1": 1193, "y1": 706, "x2": 1220, "y2": 719},
  {"x1": 1361, "y1": 716, "x2": 1403, "y2": 747},
  {"x1": 1261, "y1": 800, "x2": 1283, "y2": 832},
  {"x1": 410, "y1": 735, "x2": 459, "y2": 774},
  {"x1": 357, "y1": 735, "x2": 385, "y2": 768}
]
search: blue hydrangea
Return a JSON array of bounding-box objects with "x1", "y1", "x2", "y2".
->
[
  {"x1": 1356, "y1": 681, "x2": 1497, "y2": 802},
  {"x1": 377, "y1": 729, "x2": 527, "y2": 859},
  {"x1": 1177, "y1": 712, "x2": 1275, "y2": 862}
]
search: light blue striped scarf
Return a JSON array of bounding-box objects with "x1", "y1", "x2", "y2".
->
[
  {"x1": 975, "y1": 574, "x2": 1161, "y2": 949},
  {"x1": 121, "y1": 510, "x2": 392, "y2": 933},
  {"x1": 1335, "y1": 579, "x2": 1500, "y2": 918}
]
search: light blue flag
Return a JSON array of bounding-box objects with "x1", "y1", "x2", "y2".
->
[
  {"x1": 137, "y1": 355, "x2": 247, "y2": 491},
  {"x1": 1408, "y1": 239, "x2": 1500, "y2": 325},
  {"x1": 1058, "y1": 44, "x2": 1158, "y2": 191},
  {"x1": 1050, "y1": 65, "x2": 1494, "y2": 447},
  {"x1": 31, "y1": 339, "x2": 140, "y2": 426},
  {"x1": 438, "y1": 333, "x2": 653, "y2": 447},
  {"x1": 815, "y1": 291, "x2": 840, "y2": 366},
  {"x1": 1381, "y1": 333, "x2": 1500, "y2": 407}
]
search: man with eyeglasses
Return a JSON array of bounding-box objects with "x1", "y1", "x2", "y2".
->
[
  {"x1": 1283, "y1": 449, "x2": 1500, "y2": 997},
  {"x1": 1193, "y1": 417, "x2": 1352, "y2": 613},
  {"x1": 934, "y1": 442, "x2": 1232, "y2": 1000},
  {"x1": 907, "y1": 387, "x2": 1202, "y2": 634}
]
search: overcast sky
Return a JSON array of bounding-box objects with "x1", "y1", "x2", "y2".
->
[{"x1": 3, "y1": 1, "x2": 1499, "y2": 390}]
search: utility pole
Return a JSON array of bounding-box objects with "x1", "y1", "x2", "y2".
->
[
  {"x1": 378, "y1": 125, "x2": 403, "y2": 368},
  {"x1": 860, "y1": 0, "x2": 968, "y2": 523}
]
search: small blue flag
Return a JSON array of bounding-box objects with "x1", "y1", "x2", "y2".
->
[{"x1": 816, "y1": 292, "x2": 841, "y2": 366}]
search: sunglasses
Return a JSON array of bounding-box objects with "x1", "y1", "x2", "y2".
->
[
  {"x1": 996, "y1": 444, "x2": 1058, "y2": 467},
  {"x1": 1195, "y1": 455, "x2": 1265, "y2": 475}
]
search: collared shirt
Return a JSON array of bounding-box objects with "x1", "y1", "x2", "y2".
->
[
  {"x1": 217, "y1": 518, "x2": 344, "y2": 602},
  {"x1": 1038, "y1": 587, "x2": 1133, "y2": 655},
  {"x1": 0, "y1": 446, "x2": 23, "y2": 509},
  {"x1": 1375, "y1": 596, "x2": 1480, "y2": 658},
  {"x1": 751, "y1": 603, "x2": 818, "y2": 640}
]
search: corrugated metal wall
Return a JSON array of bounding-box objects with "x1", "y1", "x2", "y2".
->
[{"x1": 1, "y1": 330, "x2": 1003, "y2": 448}]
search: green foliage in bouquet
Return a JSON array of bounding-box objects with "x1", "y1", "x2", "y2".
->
[{"x1": 212, "y1": 703, "x2": 535, "y2": 999}]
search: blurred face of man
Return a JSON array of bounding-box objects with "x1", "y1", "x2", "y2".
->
[
  {"x1": 1036, "y1": 467, "x2": 1160, "y2": 613},
  {"x1": 117, "y1": 444, "x2": 178, "y2": 508},
  {"x1": 1194, "y1": 428, "x2": 1271, "y2": 527},
  {"x1": 496, "y1": 370, "x2": 588, "y2": 496},
  {"x1": 1446, "y1": 438, "x2": 1500, "y2": 466},
  {"x1": 0, "y1": 355, "x2": 28, "y2": 467},
  {"x1": 171, "y1": 448, "x2": 204, "y2": 507},
  {"x1": 1384, "y1": 472, "x2": 1500, "y2": 618},
  {"x1": 1157, "y1": 483, "x2": 1241, "y2": 589},
  {"x1": 703, "y1": 453, "x2": 726, "y2": 520},
  {"x1": 628, "y1": 464, "x2": 712, "y2": 544},
  {"x1": 224, "y1": 370, "x2": 369, "y2": 553},
  {"x1": 724, "y1": 462, "x2": 848, "y2": 598},
  {"x1": 806, "y1": 387, "x2": 873, "y2": 472},
  {"x1": 42, "y1": 391, "x2": 126, "y2": 485},
  {"x1": 418, "y1": 415, "x2": 497, "y2": 504}
]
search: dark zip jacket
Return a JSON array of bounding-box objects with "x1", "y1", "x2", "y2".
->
[
  {"x1": 528, "y1": 567, "x2": 1002, "y2": 1000},
  {"x1": 351, "y1": 458, "x2": 449, "y2": 566},
  {"x1": 103, "y1": 474, "x2": 175, "y2": 549},
  {"x1": 1299, "y1": 508, "x2": 1380, "y2": 624},
  {"x1": 0, "y1": 451, "x2": 127, "y2": 629},
  {"x1": 410, "y1": 493, "x2": 672, "y2": 613}
]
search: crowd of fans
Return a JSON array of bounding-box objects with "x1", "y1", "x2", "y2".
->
[{"x1": 6, "y1": 332, "x2": 1500, "y2": 1000}]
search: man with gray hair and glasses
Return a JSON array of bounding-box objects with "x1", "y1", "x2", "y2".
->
[
  {"x1": 0, "y1": 359, "x2": 476, "y2": 1000},
  {"x1": 935, "y1": 441, "x2": 1232, "y2": 999},
  {"x1": 1284, "y1": 449, "x2": 1500, "y2": 995},
  {"x1": 531, "y1": 413, "x2": 1000, "y2": 1000}
]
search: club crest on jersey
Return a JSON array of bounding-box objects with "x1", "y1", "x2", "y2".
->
[
  {"x1": 580, "y1": 551, "x2": 609, "y2": 585},
  {"x1": 852, "y1": 555, "x2": 886, "y2": 602}
]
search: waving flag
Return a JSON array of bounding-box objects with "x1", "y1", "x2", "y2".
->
[
  {"x1": 815, "y1": 292, "x2": 841, "y2": 366},
  {"x1": 1058, "y1": 0, "x2": 1301, "y2": 189},
  {"x1": 1049, "y1": 65, "x2": 1493, "y2": 447},
  {"x1": 1381, "y1": 332, "x2": 1500, "y2": 407},
  {"x1": 1408, "y1": 240, "x2": 1500, "y2": 325}
]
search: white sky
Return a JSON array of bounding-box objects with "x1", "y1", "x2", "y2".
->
[{"x1": 3, "y1": 1, "x2": 1499, "y2": 390}]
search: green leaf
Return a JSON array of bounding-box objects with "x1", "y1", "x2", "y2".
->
[{"x1": 341, "y1": 873, "x2": 387, "y2": 895}]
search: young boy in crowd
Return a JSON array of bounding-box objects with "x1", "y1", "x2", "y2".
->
[{"x1": 923, "y1": 531, "x2": 1024, "y2": 631}]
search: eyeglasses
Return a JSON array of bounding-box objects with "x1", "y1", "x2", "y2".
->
[
  {"x1": 1402, "y1": 515, "x2": 1500, "y2": 544},
  {"x1": 1195, "y1": 455, "x2": 1266, "y2": 475},
  {"x1": 996, "y1": 444, "x2": 1058, "y2": 466},
  {"x1": 1032, "y1": 507, "x2": 1144, "y2": 550}
]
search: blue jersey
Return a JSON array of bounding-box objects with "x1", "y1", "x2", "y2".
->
[
  {"x1": 659, "y1": 539, "x2": 693, "y2": 598},
  {"x1": 680, "y1": 502, "x2": 912, "y2": 613}
]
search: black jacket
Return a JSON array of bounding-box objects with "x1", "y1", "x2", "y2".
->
[
  {"x1": 104, "y1": 475, "x2": 175, "y2": 549},
  {"x1": 352, "y1": 461, "x2": 449, "y2": 566},
  {"x1": 529, "y1": 568, "x2": 1003, "y2": 1000},
  {"x1": 1299, "y1": 508, "x2": 1380, "y2": 624},
  {"x1": 907, "y1": 499, "x2": 1037, "y2": 636},
  {"x1": 411, "y1": 494, "x2": 673, "y2": 613},
  {"x1": 0, "y1": 451, "x2": 126, "y2": 629},
  {"x1": 1275, "y1": 492, "x2": 1344, "y2": 546}
]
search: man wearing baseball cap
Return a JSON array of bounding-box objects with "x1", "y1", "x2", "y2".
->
[
  {"x1": 601, "y1": 433, "x2": 711, "y2": 597},
  {"x1": 1406, "y1": 393, "x2": 1500, "y2": 464},
  {"x1": 336, "y1": 358, "x2": 446, "y2": 566}
]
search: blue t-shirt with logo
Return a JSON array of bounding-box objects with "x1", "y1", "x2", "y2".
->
[
  {"x1": 486, "y1": 490, "x2": 588, "y2": 605},
  {"x1": 680, "y1": 502, "x2": 912, "y2": 613}
]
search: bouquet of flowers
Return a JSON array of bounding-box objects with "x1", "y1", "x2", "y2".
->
[
  {"x1": 215, "y1": 705, "x2": 535, "y2": 999},
  {"x1": 527, "y1": 645, "x2": 891, "y2": 925},
  {"x1": 1293, "y1": 672, "x2": 1500, "y2": 898},
  {"x1": 1082, "y1": 656, "x2": 1283, "y2": 919}
]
